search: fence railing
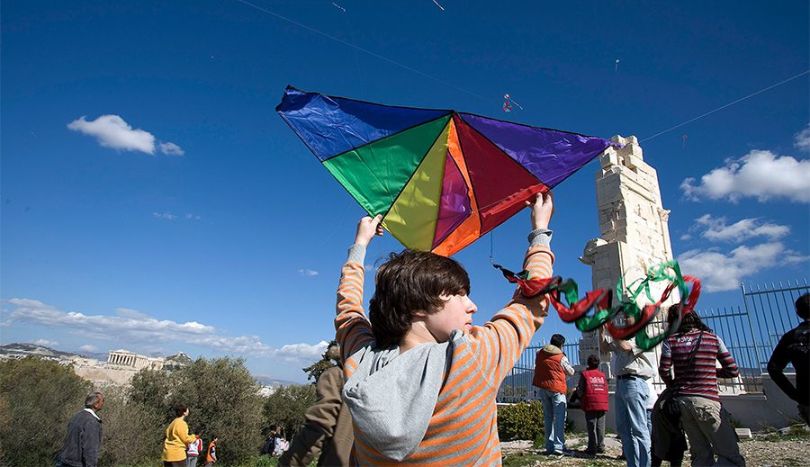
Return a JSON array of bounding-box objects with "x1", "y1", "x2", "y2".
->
[
  {"x1": 742, "y1": 280, "x2": 809, "y2": 371},
  {"x1": 497, "y1": 279, "x2": 808, "y2": 402}
]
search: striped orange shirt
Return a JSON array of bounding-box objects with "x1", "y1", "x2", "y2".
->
[{"x1": 335, "y1": 244, "x2": 554, "y2": 465}]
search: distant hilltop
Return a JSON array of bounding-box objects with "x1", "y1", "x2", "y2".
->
[
  {"x1": 0, "y1": 342, "x2": 83, "y2": 359},
  {"x1": 0, "y1": 342, "x2": 190, "y2": 386},
  {"x1": 0, "y1": 343, "x2": 302, "y2": 390}
]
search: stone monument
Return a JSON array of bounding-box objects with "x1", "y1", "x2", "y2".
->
[{"x1": 578, "y1": 135, "x2": 674, "y2": 377}]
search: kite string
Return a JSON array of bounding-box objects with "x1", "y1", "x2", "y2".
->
[
  {"x1": 230, "y1": 0, "x2": 490, "y2": 103},
  {"x1": 489, "y1": 232, "x2": 495, "y2": 264},
  {"x1": 641, "y1": 69, "x2": 810, "y2": 142}
]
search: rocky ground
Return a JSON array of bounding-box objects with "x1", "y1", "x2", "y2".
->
[{"x1": 501, "y1": 426, "x2": 810, "y2": 466}]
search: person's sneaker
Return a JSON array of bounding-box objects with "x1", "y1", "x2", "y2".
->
[{"x1": 544, "y1": 450, "x2": 563, "y2": 456}]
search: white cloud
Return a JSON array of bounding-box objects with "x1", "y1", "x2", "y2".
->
[
  {"x1": 678, "y1": 242, "x2": 809, "y2": 292},
  {"x1": 33, "y1": 338, "x2": 58, "y2": 347},
  {"x1": 795, "y1": 124, "x2": 810, "y2": 152},
  {"x1": 692, "y1": 214, "x2": 790, "y2": 243},
  {"x1": 275, "y1": 341, "x2": 329, "y2": 362},
  {"x1": 79, "y1": 344, "x2": 97, "y2": 353},
  {"x1": 159, "y1": 142, "x2": 185, "y2": 156},
  {"x1": 3, "y1": 299, "x2": 325, "y2": 362},
  {"x1": 681, "y1": 150, "x2": 810, "y2": 203},
  {"x1": 298, "y1": 269, "x2": 319, "y2": 277},
  {"x1": 153, "y1": 212, "x2": 201, "y2": 221},
  {"x1": 68, "y1": 115, "x2": 156, "y2": 154},
  {"x1": 115, "y1": 307, "x2": 151, "y2": 319},
  {"x1": 153, "y1": 212, "x2": 177, "y2": 221}
]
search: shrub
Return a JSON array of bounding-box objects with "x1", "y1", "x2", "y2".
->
[
  {"x1": 497, "y1": 401, "x2": 544, "y2": 441},
  {"x1": 0, "y1": 357, "x2": 91, "y2": 467},
  {"x1": 97, "y1": 386, "x2": 163, "y2": 466}
]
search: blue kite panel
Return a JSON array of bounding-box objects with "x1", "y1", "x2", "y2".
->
[{"x1": 276, "y1": 86, "x2": 450, "y2": 161}]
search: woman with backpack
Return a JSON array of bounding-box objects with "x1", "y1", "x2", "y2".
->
[{"x1": 658, "y1": 306, "x2": 746, "y2": 466}]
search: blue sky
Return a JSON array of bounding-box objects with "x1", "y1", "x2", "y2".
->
[{"x1": 2, "y1": 0, "x2": 808, "y2": 383}]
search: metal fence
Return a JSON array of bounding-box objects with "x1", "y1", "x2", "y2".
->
[
  {"x1": 742, "y1": 280, "x2": 809, "y2": 370},
  {"x1": 497, "y1": 279, "x2": 808, "y2": 402}
]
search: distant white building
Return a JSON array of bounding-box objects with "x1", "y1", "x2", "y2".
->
[{"x1": 107, "y1": 349, "x2": 165, "y2": 371}]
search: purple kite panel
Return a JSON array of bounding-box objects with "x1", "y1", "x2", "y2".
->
[
  {"x1": 433, "y1": 152, "x2": 471, "y2": 248},
  {"x1": 459, "y1": 113, "x2": 611, "y2": 187}
]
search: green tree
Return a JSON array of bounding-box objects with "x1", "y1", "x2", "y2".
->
[
  {"x1": 302, "y1": 340, "x2": 338, "y2": 383},
  {"x1": 130, "y1": 368, "x2": 174, "y2": 418},
  {"x1": 262, "y1": 384, "x2": 317, "y2": 438},
  {"x1": 0, "y1": 357, "x2": 90, "y2": 467}
]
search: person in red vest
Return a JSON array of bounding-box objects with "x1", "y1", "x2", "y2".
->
[
  {"x1": 533, "y1": 334, "x2": 575, "y2": 455},
  {"x1": 576, "y1": 354, "x2": 609, "y2": 456}
]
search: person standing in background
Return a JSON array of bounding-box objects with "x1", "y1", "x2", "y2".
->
[
  {"x1": 576, "y1": 355, "x2": 608, "y2": 456},
  {"x1": 55, "y1": 392, "x2": 104, "y2": 467}
]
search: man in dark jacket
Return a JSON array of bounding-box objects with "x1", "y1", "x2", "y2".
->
[
  {"x1": 56, "y1": 391, "x2": 104, "y2": 467},
  {"x1": 768, "y1": 292, "x2": 810, "y2": 425},
  {"x1": 279, "y1": 344, "x2": 353, "y2": 466}
]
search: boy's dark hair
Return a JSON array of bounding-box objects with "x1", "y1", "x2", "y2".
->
[
  {"x1": 796, "y1": 293, "x2": 810, "y2": 320},
  {"x1": 550, "y1": 334, "x2": 565, "y2": 348},
  {"x1": 173, "y1": 403, "x2": 188, "y2": 417},
  {"x1": 369, "y1": 250, "x2": 470, "y2": 348},
  {"x1": 587, "y1": 354, "x2": 600, "y2": 369},
  {"x1": 667, "y1": 305, "x2": 711, "y2": 333}
]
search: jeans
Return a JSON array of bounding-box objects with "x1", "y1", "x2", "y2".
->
[
  {"x1": 615, "y1": 377, "x2": 652, "y2": 467},
  {"x1": 585, "y1": 410, "x2": 606, "y2": 453},
  {"x1": 186, "y1": 456, "x2": 199, "y2": 467},
  {"x1": 538, "y1": 388, "x2": 567, "y2": 453}
]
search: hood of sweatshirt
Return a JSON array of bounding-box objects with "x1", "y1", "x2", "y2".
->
[
  {"x1": 341, "y1": 330, "x2": 463, "y2": 461},
  {"x1": 541, "y1": 344, "x2": 562, "y2": 355}
]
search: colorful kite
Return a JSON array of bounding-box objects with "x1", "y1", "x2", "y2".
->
[
  {"x1": 502, "y1": 93, "x2": 523, "y2": 113},
  {"x1": 276, "y1": 86, "x2": 614, "y2": 256}
]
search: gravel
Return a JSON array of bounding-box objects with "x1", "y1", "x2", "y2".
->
[{"x1": 501, "y1": 429, "x2": 810, "y2": 466}]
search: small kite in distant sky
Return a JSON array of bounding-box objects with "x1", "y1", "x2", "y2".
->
[
  {"x1": 276, "y1": 86, "x2": 614, "y2": 256},
  {"x1": 682, "y1": 134, "x2": 688, "y2": 149},
  {"x1": 502, "y1": 94, "x2": 523, "y2": 113},
  {"x1": 431, "y1": 0, "x2": 445, "y2": 11},
  {"x1": 615, "y1": 59, "x2": 620, "y2": 72}
]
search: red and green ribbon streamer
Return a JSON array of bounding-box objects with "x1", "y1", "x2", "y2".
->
[{"x1": 494, "y1": 260, "x2": 702, "y2": 350}]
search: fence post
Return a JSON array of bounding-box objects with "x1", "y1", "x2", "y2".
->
[{"x1": 740, "y1": 282, "x2": 763, "y2": 374}]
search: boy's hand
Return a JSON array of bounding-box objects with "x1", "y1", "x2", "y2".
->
[
  {"x1": 527, "y1": 191, "x2": 554, "y2": 230},
  {"x1": 354, "y1": 215, "x2": 384, "y2": 246}
]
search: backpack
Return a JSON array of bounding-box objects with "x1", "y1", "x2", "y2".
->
[{"x1": 187, "y1": 437, "x2": 201, "y2": 457}]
